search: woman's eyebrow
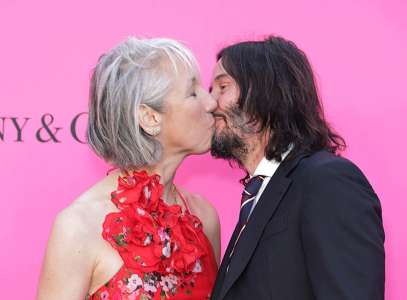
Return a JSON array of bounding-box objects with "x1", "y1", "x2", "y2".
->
[{"x1": 187, "y1": 77, "x2": 197, "y2": 90}]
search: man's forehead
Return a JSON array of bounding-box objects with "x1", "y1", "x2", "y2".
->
[{"x1": 212, "y1": 60, "x2": 230, "y2": 81}]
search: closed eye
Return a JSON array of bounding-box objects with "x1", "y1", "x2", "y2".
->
[{"x1": 219, "y1": 83, "x2": 229, "y2": 92}]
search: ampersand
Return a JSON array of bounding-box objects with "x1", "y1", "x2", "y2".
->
[{"x1": 35, "y1": 113, "x2": 62, "y2": 143}]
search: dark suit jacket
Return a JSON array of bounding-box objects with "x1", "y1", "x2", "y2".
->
[{"x1": 211, "y1": 150, "x2": 385, "y2": 300}]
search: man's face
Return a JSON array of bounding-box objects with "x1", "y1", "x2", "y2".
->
[{"x1": 209, "y1": 59, "x2": 252, "y2": 163}]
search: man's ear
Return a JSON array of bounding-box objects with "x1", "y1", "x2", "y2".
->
[{"x1": 138, "y1": 104, "x2": 162, "y2": 136}]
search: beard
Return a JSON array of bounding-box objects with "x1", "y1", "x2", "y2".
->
[
  {"x1": 211, "y1": 128, "x2": 248, "y2": 164},
  {"x1": 210, "y1": 105, "x2": 253, "y2": 165}
]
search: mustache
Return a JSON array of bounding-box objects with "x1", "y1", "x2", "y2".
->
[
  {"x1": 213, "y1": 105, "x2": 242, "y2": 120},
  {"x1": 213, "y1": 109, "x2": 258, "y2": 134},
  {"x1": 213, "y1": 112, "x2": 227, "y2": 121}
]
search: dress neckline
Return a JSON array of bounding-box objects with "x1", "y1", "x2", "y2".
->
[
  {"x1": 110, "y1": 168, "x2": 191, "y2": 214},
  {"x1": 87, "y1": 169, "x2": 217, "y2": 299}
]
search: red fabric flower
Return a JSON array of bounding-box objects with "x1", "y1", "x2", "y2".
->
[
  {"x1": 111, "y1": 170, "x2": 163, "y2": 212},
  {"x1": 102, "y1": 170, "x2": 206, "y2": 280}
]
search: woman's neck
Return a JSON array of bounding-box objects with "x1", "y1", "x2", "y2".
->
[{"x1": 117, "y1": 152, "x2": 185, "y2": 205}]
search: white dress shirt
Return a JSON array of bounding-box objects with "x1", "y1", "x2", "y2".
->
[{"x1": 249, "y1": 149, "x2": 291, "y2": 217}]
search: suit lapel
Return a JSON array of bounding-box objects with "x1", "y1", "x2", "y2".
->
[
  {"x1": 217, "y1": 153, "x2": 309, "y2": 300},
  {"x1": 211, "y1": 222, "x2": 242, "y2": 299}
]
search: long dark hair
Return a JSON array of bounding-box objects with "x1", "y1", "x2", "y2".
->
[{"x1": 217, "y1": 36, "x2": 346, "y2": 163}]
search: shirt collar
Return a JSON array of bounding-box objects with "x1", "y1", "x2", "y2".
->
[{"x1": 252, "y1": 147, "x2": 292, "y2": 178}]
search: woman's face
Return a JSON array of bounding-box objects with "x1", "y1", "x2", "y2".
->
[{"x1": 160, "y1": 62, "x2": 217, "y2": 157}]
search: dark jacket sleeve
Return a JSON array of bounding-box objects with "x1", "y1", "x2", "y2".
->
[{"x1": 300, "y1": 158, "x2": 385, "y2": 300}]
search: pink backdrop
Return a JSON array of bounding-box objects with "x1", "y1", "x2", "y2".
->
[{"x1": 1, "y1": 0, "x2": 406, "y2": 298}]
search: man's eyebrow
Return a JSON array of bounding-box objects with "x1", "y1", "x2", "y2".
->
[
  {"x1": 213, "y1": 74, "x2": 229, "y2": 82},
  {"x1": 209, "y1": 73, "x2": 229, "y2": 92}
]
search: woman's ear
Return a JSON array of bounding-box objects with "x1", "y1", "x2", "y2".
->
[{"x1": 138, "y1": 104, "x2": 162, "y2": 136}]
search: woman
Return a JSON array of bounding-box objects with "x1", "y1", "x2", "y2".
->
[{"x1": 37, "y1": 37, "x2": 220, "y2": 300}]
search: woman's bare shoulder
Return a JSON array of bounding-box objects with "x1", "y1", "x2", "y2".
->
[
  {"x1": 179, "y1": 187, "x2": 221, "y2": 264},
  {"x1": 55, "y1": 176, "x2": 117, "y2": 240},
  {"x1": 178, "y1": 188, "x2": 220, "y2": 240},
  {"x1": 179, "y1": 188, "x2": 219, "y2": 223},
  {"x1": 37, "y1": 181, "x2": 113, "y2": 299}
]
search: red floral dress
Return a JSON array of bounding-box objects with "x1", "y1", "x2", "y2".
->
[{"x1": 87, "y1": 170, "x2": 218, "y2": 300}]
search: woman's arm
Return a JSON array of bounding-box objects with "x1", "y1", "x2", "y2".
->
[{"x1": 37, "y1": 209, "x2": 95, "y2": 300}]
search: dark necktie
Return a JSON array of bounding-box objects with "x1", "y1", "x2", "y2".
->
[
  {"x1": 238, "y1": 175, "x2": 265, "y2": 227},
  {"x1": 226, "y1": 175, "x2": 265, "y2": 272}
]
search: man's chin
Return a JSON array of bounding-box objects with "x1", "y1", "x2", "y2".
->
[
  {"x1": 210, "y1": 132, "x2": 245, "y2": 161},
  {"x1": 210, "y1": 148, "x2": 234, "y2": 160}
]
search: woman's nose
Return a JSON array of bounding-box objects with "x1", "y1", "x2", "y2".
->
[{"x1": 205, "y1": 92, "x2": 218, "y2": 113}]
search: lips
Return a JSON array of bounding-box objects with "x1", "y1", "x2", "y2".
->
[{"x1": 213, "y1": 113, "x2": 227, "y2": 123}]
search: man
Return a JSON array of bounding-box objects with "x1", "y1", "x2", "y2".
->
[{"x1": 209, "y1": 36, "x2": 385, "y2": 300}]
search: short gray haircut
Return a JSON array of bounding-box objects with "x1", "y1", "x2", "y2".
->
[{"x1": 87, "y1": 37, "x2": 198, "y2": 169}]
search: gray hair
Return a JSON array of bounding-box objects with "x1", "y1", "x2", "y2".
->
[{"x1": 87, "y1": 37, "x2": 198, "y2": 169}]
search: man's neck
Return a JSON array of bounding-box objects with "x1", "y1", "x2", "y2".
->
[{"x1": 241, "y1": 133, "x2": 268, "y2": 176}]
